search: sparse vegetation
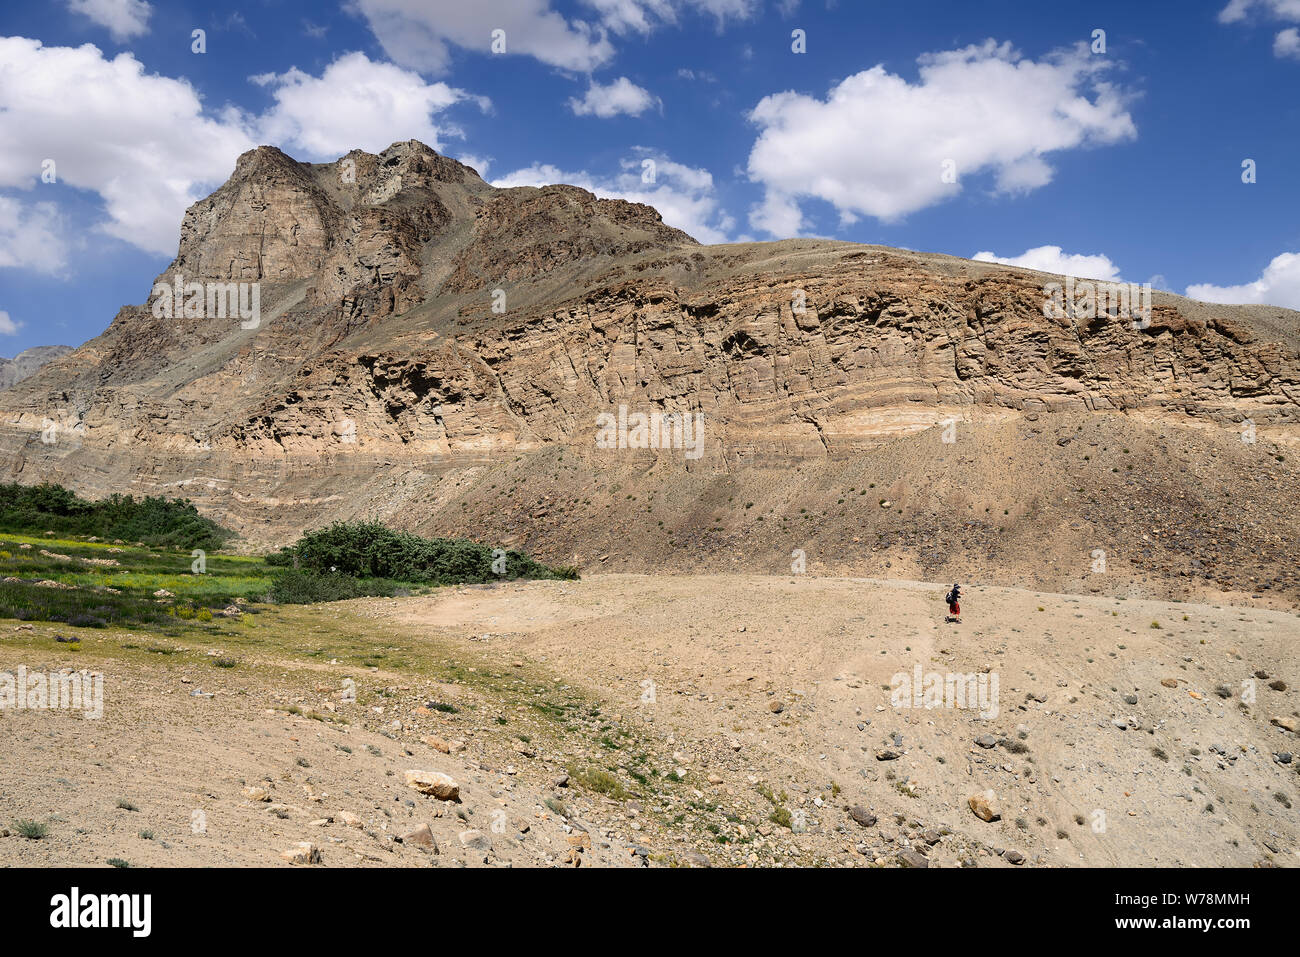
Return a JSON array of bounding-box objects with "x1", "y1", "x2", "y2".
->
[
  {"x1": 14, "y1": 819, "x2": 48, "y2": 840},
  {"x1": 568, "y1": 765, "x2": 629, "y2": 799}
]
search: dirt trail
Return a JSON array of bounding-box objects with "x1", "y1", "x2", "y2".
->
[
  {"x1": 2, "y1": 574, "x2": 1297, "y2": 867},
  {"x1": 376, "y1": 574, "x2": 1300, "y2": 866}
]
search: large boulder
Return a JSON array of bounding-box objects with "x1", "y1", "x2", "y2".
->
[{"x1": 404, "y1": 769, "x2": 460, "y2": 801}]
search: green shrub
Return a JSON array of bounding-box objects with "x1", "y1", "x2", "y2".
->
[
  {"x1": 0, "y1": 482, "x2": 231, "y2": 550},
  {"x1": 264, "y1": 546, "x2": 296, "y2": 567},
  {"x1": 14, "y1": 819, "x2": 47, "y2": 839},
  {"x1": 568, "y1": 766, "x2": 628, "y2": 799},
  {"x1": 279, "y1": 521, "x2": 577, "y2": 585},
  {"x1": 268, "y1": 568, "x2": 405, "y2": 604}
]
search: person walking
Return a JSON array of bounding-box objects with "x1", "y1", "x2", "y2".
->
[{"x1": 944, "y1": 583, "x2": 962, "y2": 623}]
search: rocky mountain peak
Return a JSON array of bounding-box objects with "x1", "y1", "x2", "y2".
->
[
  {"x1": 163, "y1": 138, "x2": 689, "y2": 304},
  {"x1": 229, "y1": 143, "x2": 306, "y2": 181}
]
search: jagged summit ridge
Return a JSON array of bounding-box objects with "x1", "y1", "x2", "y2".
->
[
  {"x1": 171, "y1": 140, "x2": 483, "y2": 294},
  {"x1": 169, "y1": 139, "x2": 691, "y2": 292}
]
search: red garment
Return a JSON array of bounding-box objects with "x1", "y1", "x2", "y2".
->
[{"x1": 948, "y1": 601, "x2": 960, "y2": 616}]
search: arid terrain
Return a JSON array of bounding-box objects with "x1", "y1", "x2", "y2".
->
[
  {"x1": 0, "y1": 141, "x2": 1297, "y2": 867},
  {"x1": 1, "y1": 574, "x2": 1296, "y2": 868}
]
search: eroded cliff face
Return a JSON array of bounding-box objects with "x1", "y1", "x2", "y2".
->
[
  {"x1": 1, "y1": 140, "x2": 1298, "y2": 597},
  {"x1": 188, "y1": 245, "x2": 1300, "y2": 464}
]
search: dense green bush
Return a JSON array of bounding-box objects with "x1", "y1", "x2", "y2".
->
[
  {"x1": 0, "y1": 483, "x2": 231, "y2": 551},
  {"x1": 268, "y1": 568, "x2": 408, "y2": 604},
  {"x1": 281, "y1": 521, "x2": 577, "y2": 585},
  {"x1": 264, "y1": 546, "x2": 296, "y2": 567}
]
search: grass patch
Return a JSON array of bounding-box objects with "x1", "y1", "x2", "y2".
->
[
  {"x1": 0, "y1": 532, "x2": 268, "y2": 629},
  {"x1": 568, "y1": 766, "x2": 630, "y2": 800},
  {"x1": 14, "y1": 819, "x2": 47, "y2": 839}
]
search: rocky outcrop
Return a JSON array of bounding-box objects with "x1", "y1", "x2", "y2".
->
[
  {"x1": 0, "y1": 346, "x2": 73, "y2": 390},
  {"x1": 444, "y1": 185, "x2": 696, "y2": 292}
]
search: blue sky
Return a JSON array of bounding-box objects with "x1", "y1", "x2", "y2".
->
[{"x1": 2, "y1": 0, "x2": 1299, "y2": 355}]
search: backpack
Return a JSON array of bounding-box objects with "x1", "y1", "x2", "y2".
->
[{"x1": 945, "y1": 586, "x2": 960, "y2": 605}]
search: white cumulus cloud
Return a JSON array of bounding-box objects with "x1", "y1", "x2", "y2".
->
[
  {"x1": 66, "y1": 0, "x2": 152, "y2": 40},
  {"x1": 0, "y1": 37, "x2": 257, "y2": 257},
  {"x1": 1186, "y1": 252, "x2": 1300, "y2": 309},
  {"x1": 1219, "y1": 0, "x2": 1300, "y2": 22},
  {"x1": 0, "y1": 310, "x2": 20, "y2": 336},
  {"x1": 351, "y1": 0, "x2": 763, "y2": 73},
  {"x1": 1220, "y1": 1, "x2": 1300, "y2": 57},
  {"x1": 0, "y1": 197, "x2": 69, "y2": 275},
  {"x1": 253, "y1": 52, "x2": 484, "y2": 159},
  {"x1": 1275, "y1": 26, "x2": 1300, "y2": 56},
  {"x1": 493, "y1": 151, "x2": 735, "y2": 244},
  {"x1": 351, "y1": 0, "x2": 616, "y2": 73},
  {"x1": 568, "y1": 76, "x2": 657, "y2": 117},
  {"x1": 972, "y1": 245, "x2": 1122, "y2": 282},
  {"x1": 744, "y1": 40, "x2": 1136, "y2": 236}
]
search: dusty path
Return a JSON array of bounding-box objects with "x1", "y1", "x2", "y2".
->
[
  {"x1": 372, "y1": 574, "x2": 1300, "y2": 866},
  {"x1": 2, "y1": 574, "x2": 1297, "y2": 867}
]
